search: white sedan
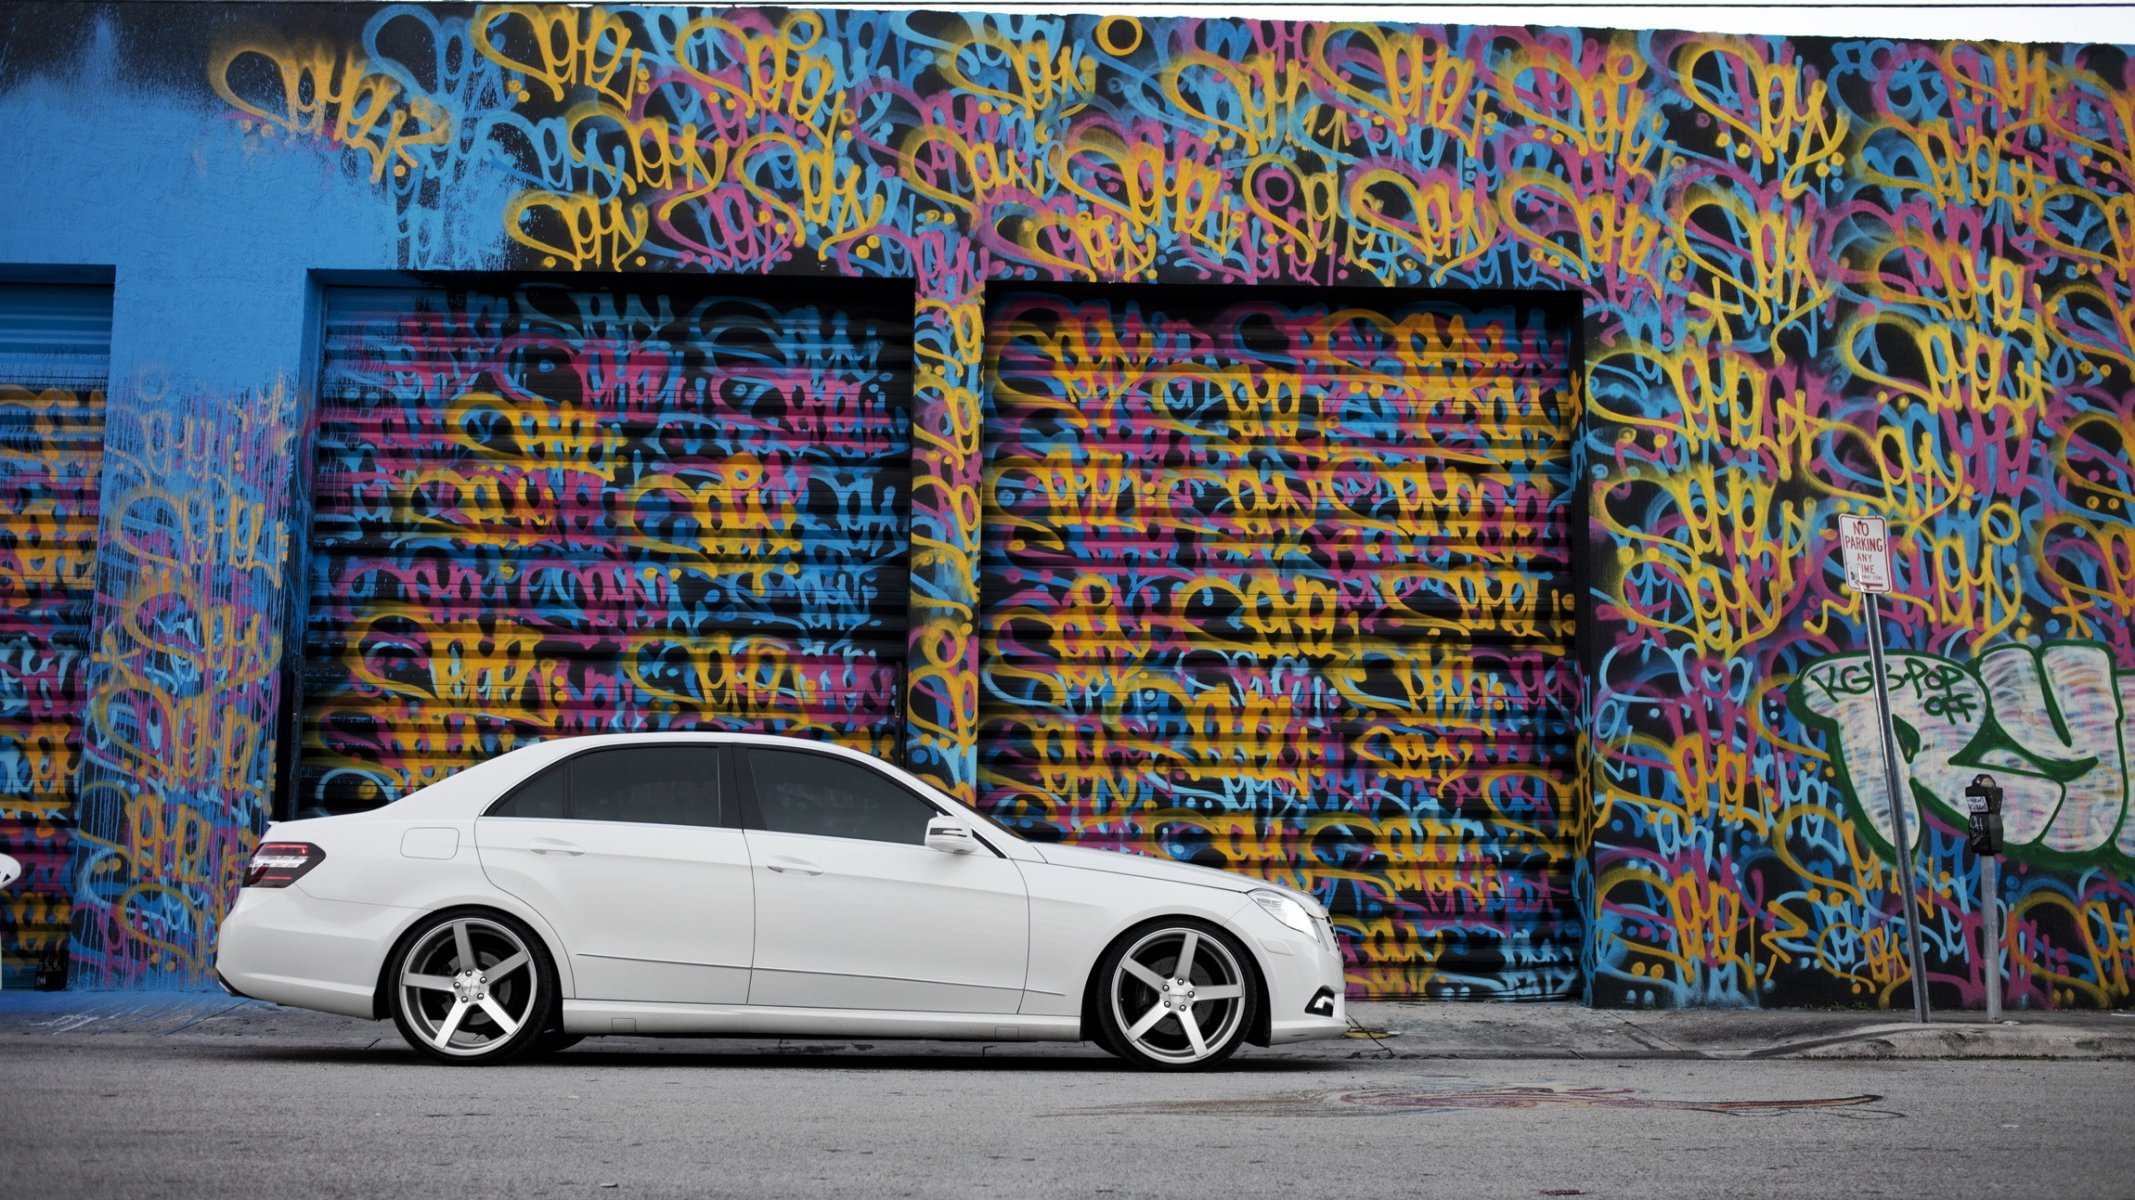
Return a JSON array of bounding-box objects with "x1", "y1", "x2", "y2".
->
[{"x1": 217, "y1": 733, "x2": 1347, "y2": 1068}]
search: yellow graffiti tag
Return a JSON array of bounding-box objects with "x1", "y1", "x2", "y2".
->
[
  {"x1": 1674, "y1": 40, "x2": 1847, "y2": 196},
  {"x1": 505, "y1": 191, "x2": 651, "y2": 270},
  {"x1": 476, "y1": 4, "x2": 645, "y2": 106},
  {"x1": 210, "y1": 35, "x2": 449, "y2": 184}
]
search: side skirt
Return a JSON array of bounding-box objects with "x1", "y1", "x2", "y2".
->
[{"x1": 560, "y1": 1000, "x2": 1083, "y2": 1042}]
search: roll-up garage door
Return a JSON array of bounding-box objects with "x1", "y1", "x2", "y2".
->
[
  {"x1": 300, "y1": 282, "x2": 911, "y2": 815},
  {"x1": 979, "y1": 288, "x2": 1579, "y2": 1000},
  {"x1": 0, "y1": 282, "x2": 110, "y2": 988}
]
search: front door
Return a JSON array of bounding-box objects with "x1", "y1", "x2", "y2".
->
[
  {"x1": 740, "y1": 746, "x2": 1029, "y2": 1013},
  {"x1": 475, "y1": 743, "x2": 753, "y2": 1004}
]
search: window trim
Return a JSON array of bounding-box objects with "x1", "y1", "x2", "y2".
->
[
  {"x1": 735, "y1": 745, "x2": 1005, "y2": 857},
  {"x1": 482, "y1": 758, "x2": 571, "y2": 821},
  {"x1": 480, "y1": 743, "x2": 739, "y2": 830}
]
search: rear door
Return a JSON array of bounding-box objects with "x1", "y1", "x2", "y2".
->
[
  {"x1": 740, "y1": 746, "x2": 1029, "y2": 1013},
  {"x1": 475, "y1": 743, "x2": 753, "y2": 1004}
]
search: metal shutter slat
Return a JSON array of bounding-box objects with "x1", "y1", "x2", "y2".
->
[{"x1": 0, "y1": 282, "x2": 111, "y2": 989}]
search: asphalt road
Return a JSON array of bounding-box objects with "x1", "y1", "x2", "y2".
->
[{"x1": 3, "y1": 1015, "x2": 2130, "y2": 1200}]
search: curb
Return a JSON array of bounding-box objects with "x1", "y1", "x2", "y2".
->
[{"x1": 1727, "y1": 1021, "x2": 2135, "y2": 1061}]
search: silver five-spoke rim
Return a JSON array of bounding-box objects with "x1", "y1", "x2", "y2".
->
[
  {"x1": 399, "y1": 918, "x2": 538, "y2": 1058},
  {"x1": 1110, "y1": 927, "x2": 1246, "y2": 1064}
]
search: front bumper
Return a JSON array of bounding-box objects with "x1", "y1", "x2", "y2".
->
[
  {"x1": 1251, "y1": 913, "x2": 1348, "y2": 1044},
  {"x1": 1268, "y1": 1013, "x2": 1350, "y2": 1044}
]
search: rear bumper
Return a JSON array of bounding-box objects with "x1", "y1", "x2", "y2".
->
[{"x1": 215, "y1": 886, "x2": 410, "y2": 1019}]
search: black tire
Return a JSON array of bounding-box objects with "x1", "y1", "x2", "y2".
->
[
  {"x1": 386, "y1": 909, "x2": 558, "y2": 1065},
  {"x1": 1084, "y1": 1006, "x2": 1125, "y2": 1059},
  {"x1": 529, "y1": 1030, "x2": 585, "y2": 1056},
  {"x1": 1091, "y1": 918, "x2": 1258, "y2": 1071}
]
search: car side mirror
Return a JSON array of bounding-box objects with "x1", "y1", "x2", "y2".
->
[{"x1": 925, "y1": 818, "x2": 977, "y2": 855}]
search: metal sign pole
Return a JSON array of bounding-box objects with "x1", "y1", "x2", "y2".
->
[
  {"x1": 1983, "y1": 854, "x2": 2001, "y2": 1021},
  {"x1": 1863, "y1": 592, "x2": 1932, "y2": 1023},
  {"x1": 0, "y1": 851, "x2": 16, "y2": 993}
]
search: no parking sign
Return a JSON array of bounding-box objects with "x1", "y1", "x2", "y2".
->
[{"x1": 1838, "y1": 513, "x2": 1893, "y2": 594}]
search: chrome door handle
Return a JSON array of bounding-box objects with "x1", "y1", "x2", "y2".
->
[
  {"x1": 765, "y1": 858, "x2": 822, "y2": 876},
  {"x1": 530, "y1": 839, "x2": 584, "y2": 856}
]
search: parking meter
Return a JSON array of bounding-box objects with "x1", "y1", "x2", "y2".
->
[
  {"x1": 1964, "y1": 773, "x2": 2010, "y2": 1018},
  {"x1": 1964, "y1": 774, "x2": 2004, "y2": 856}
]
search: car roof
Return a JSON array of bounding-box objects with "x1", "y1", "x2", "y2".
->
[
  {"x1": 495, "y1": 730, "x2": 901, "y2": 761},
  {"x1": 463, "y1": 730, "x2": 912, "y2": 779}
]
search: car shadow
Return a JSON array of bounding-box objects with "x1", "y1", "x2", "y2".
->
[{"x1": 222, "y1": 1041, "x2": 1345, "y2": 1073}]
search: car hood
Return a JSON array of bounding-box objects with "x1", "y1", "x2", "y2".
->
[{"x1": 1029, "y1": 842, "x2": 1289, "y2": 899}]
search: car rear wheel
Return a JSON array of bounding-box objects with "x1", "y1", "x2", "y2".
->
[
  {"x1": 1095, "y1": 919, "x2": 1256, "y2": 1070},
  {"x1": 388, "y1": 911, "x2": 556, "y2": 1065}
]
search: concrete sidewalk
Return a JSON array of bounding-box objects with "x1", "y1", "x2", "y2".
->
[
  {"x1": 1344, "y1": 1000, "x2": 2135, "y2": 1061},
  {"x1": 5, "y1": 989, "x2": 2131, "y2": 1061}
]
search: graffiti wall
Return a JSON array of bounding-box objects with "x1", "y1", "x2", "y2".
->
[{"x1": 0, "y1": 2, "x2": 2126, "y2": 1004}]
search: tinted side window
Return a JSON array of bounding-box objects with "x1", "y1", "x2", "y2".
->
[
  {"x1": 747, "y1": 750, "x2": 937, "y2": 845},
  {"x1": 567, "y1": 746, "x2": 723, "y2": 827},
  {"x1": 491, "y1": 764, "x2": 566, "y2": 819}
]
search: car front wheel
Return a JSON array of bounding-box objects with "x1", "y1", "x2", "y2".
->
[
  {"x1": 1095, "y1": 920, "x2": 1257, "y2": 1070},
  {"x1": 388, "y1": 911, "x2": 557, "y2": 1065}
]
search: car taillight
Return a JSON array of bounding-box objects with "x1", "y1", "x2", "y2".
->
[{"x1": 244, "y1": 842, "x2": 325, "y2": 888}]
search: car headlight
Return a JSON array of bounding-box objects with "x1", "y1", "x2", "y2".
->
[{"x1": 1251, "y1": 890, "x2": 1320, "y2": 942}]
